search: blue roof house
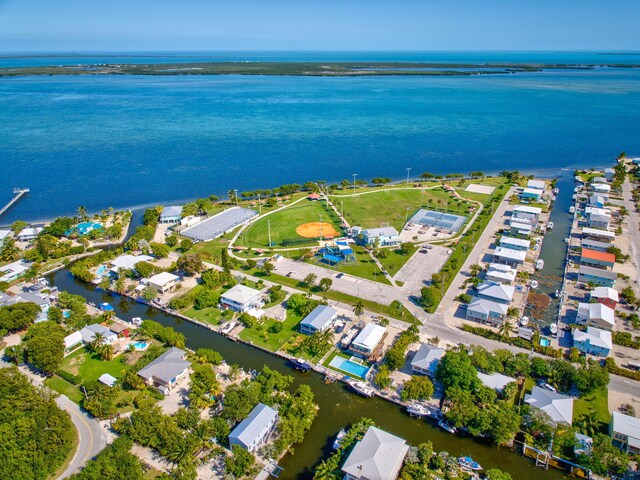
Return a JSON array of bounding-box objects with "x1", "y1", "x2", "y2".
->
[
  {"x1": 300, "y1": 305, "x2": 337, "y2": 335},
  {"x1": 229, "y1": 403, "x2": 279, "y2": 452},
  {"x1": 521, "y1": 188, "x2": 542, "y2": 201}
]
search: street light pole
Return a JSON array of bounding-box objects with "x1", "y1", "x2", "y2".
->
[
  {"x1": 267, "y1": 220, "x2": 272, "y2": 247},
  {"x1": 406, "y1": 167, "x2": 411, "y2": 186},
  {"x1": 234, "y1": 189, "x2": 239, "y2": 206},
  {"x1": 352, "y1": 173, "x2": 357, "y2": 191}
]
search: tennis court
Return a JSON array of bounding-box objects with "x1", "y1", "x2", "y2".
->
[{"x1": 408, "y1": 209, "x2": 466, "y2": 233}]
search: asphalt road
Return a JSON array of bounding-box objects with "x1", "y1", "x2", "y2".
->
[{"x1": 622, "y1": 178, "x2": 640, "y2": 287}]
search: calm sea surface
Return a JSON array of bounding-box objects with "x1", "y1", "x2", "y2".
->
[{"x1": 1, "y1": 64, "x2": 639, "y2": 223}]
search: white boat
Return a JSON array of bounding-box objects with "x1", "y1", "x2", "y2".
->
[
  {"x1": 551, "y1": 195, "x2": 556, "y2": 201},
  {"x1": 530, "y1": 280, "x2": 539, "y2": 289},
  {"x1": 547, "y1": 222, "x2": 554, "y2": 230},
  {"x1": 553, "y1": 187, "x2": 560, "y2": 195},
  {"x1": 347, "y1": 380, "x2": 374, "y2": 397},
  {"x1": 569, "y1": 206, "x2": 576, "y2": 214},
  {"x1": 572, "y1": 194, "x2": 577, "y2": 200},
  {"x1": 520, "y1": 316, "x2": 530, "y2": 326},
  {"x1": 438, "y1": 419, "x2": 457, "y2": 434},
  {"x1": 564, "y1": 237, "x2": 570, "y2": 243},
  {"x1": 574, "y1": 186, "x2": 580, "y2": 192},
  {"x1": 332, "y1": 429, "x2": 347, "y2": 450},
  {"x1": 554, "y1": 289, "x2": 560, "y2": 298},
  {"x1": 459, "y1": 456, "x2": 483, "y2": 471},
  {"x1": 535, "y1": 259, "x2": 544, "y2": 270},
  {"x1": 550, "y1": 323, "x2": 559, "y2": 336},
  {"x1": 131, "y1": 317, "x2": 142, "y2": 326},
  {"x1": 407, "y1": 404, "x2": 431, "y2": 417}
]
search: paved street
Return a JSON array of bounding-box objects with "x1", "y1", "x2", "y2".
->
[{"x1": 621, "y1": 177, "x2": 640, "y2": 286}]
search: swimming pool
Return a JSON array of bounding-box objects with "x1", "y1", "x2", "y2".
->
[
  {"x1": 328, "y1": 355, "x2": 370, "y2": 379},
  {"x1": 539, "y1": 338, "x2": 550, "y2": 347},
  {"x1": 130, "y1": 341, "x2": 149, "y2": 351},
  {"x1": 96, "y1": 265, "x2": 107, "y2": 275}
]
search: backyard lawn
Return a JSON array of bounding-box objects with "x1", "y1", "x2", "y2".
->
[
  {"x1": 60, "y1": 348, "x2": 129, "y2": 382},
  {"x1": 238, "y1": 309, "x2": 303, "y2": 351},
  {"x1": 331, "y1": 187, "x2": 470, "y2": 231},
  {"x1": 573, "y1": 387, "x2": 610, "y2": 425},
  {"x1": 183, "y1": 304, "x2": 227, "y2": 326},
  {"x1": 45, "y1": 375, "x2": 84, "y2": 403},
  {"x1": 236, "y1": 200, "x2": 343, "y2": 248}
]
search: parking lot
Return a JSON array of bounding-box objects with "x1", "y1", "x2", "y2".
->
[{"x1": 394, "y1": 244, "x2": 449, "y2": 296}]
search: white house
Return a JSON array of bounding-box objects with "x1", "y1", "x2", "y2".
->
[
  {"x1": 147, "y1": 272, "x2": 180, "y2": 294},
  {"x1": 0, "y1": 260, "x2": 31, "y2": 283},
  {"x1": 17, "y1": 227, "x2": 43, "y2": 242},
  {"x1": 577, "y1": 302, "x2": 615, "y2": 330},
  {"x1": 300, "y1": 305, "x2": 337, "y2": 335},
  {"x1": 493, "y1": 246, "x2": 526, "y2": 267},
  {"x1": 525, "y1": 386, "x2": 574, "y2": 425},
  {"x1": 476, "y1": 281, "x2": 515, "y2": 304},
  {"x1": 79, "y1": 324, "x2": 118, "y2": 345},
  {"x1": 486, "y1": 263, "x2": 517, "y2": 285},
  {"x1": 477, "y1": 372, "x2": 515, "y2": 392},
  {"x1": 109, "y1": 254, "x2": 154, "y2": 275},
  {"x1": 361, "y1": 227, "x2": 400, "y2": 247},
  {"x1": 64, "y1": 331, "x2": 84, "y2": 355},
  {"x1": 512, "y1": 205, "x2": 542, "y2": 224},
  {"x1": 527, "y1": 180, "x2": 546, "y2": 191},
  {"x1": 499, "y1": 236, "x2": 530, "y2": 251},
  {"x1": 228, "y1": 403, "x2": 279, "y2": 452},
  {"x1": 159, "y1": 206, "x2": 183, "y2": 224},
  {"x1": 349, "y1": 323, "x2": 387, "y2": 358},
  {"x1": 0, "y1": 229, "x2": 12, "y2": 246},
  {"x1": 510, "y1": 220, "x2": 533, "y2": 237},
  {"x1": 610, "y1": 411, "x2": 640, "y2": 454},
  {"x1": 220, "y1": 284, "x2": 263, "y2": 313},
  {"x1": 341, "y1": 426, "x2": 409, "y2": 480},
  {"x1": 465, "y1": 297, "x2": 508, "y2": 325}
]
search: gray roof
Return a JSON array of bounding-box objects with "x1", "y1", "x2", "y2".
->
[
  {"x1": 578, "y1": 265, "x2": 617, "y2": 280},
  {"x1": 137, "y1": 347, "x2": 190, "y2": 383},
  {"x1": 493, "y1": 246, "x2": 527, "y2": 262},
  {"x1": 363, "y1": 226, "x2": 399, "y2": 238},
  {"x1": 221, "y1": 284, "x2": 262, "y2": 306},
  {"x1": 229, "y1": 403, "x2": 278, "y2": 448},
  {"x1": 80, "y1": 324, "x2": 117, "y2": 344},
  {"x1": 411, "y1": 343, "x2": 444, "y2": 374},
  {"x1": 161, "y1": 206, "x2": 183, "y2": 217},
  {"x1": 499, "y1": 236, "x2": 530, "y2": 249},
  {"x1": 611, "y1": 411, "x2": 640, "y2": 442},
  {"x1": 573, "y1": 327, "x2": 612, "y2": 350},
  {"x1": 525, "y1": 386, "x2": 574, "y2": 425},
  {"x1": 342, "y1": 426, "x2": 409, "y2": 480},
  {"x1": 581, "y1": 227, "x2": 615, "y2": 238},
  {"x1": 468, "y1": 297, "x2": 508, "y2": 316},
  {"x1": 300, "y1": 305, "x2": 337, "y2": 331},
  {"x1": 478, "y1": 372, "x2": 515, "y2": 391},
  {"x1": 14, "y1": 291, "x2": 50, "y2": 306},
  {"x1": 477, "y1": 281, "x2": 515, "y2": 302},
  {"x1": 182, "y1": 207, "x2": 258, "y2": 241}
]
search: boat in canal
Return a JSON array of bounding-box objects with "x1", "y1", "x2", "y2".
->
[
  {"x1": 553, "y1": 187, "x2": 560, "y2": 194},
  {"x1": 459, "y1": 456, "x2": 483, "y2": 471},
  {"x1": 535, "y1": 259, "x2": 544, "y2": 270},
  {"x1": 569, "y1": 206, "x2": 575, "y2": 214},
  {"x1": 332, "y1": 428, "x2": 347, "y2": 450},
  {"x1": 549, "y1": 323, "x2": 559, "y2": 336},
  {"x1": 520, "y1": 316, "x2": 530, "y2": 326},
  {"x1": 547, "y1": 221, "x2": 554, "y2": 229},
  {"x1": 289, "y1": 358, "x2": 312, "y2": 372},
  {"x1": 530, "y1": 280, "x2": 539, "y2": 289},
  {"x1": 347, "y1": 379, "x2": 375, "y2": 397},
  {"x1": 407, "y1": 403, "x2": 431, "y2": 417},
  {"x1": 438, "y1": 419, "x2": 457, "y2": 434}
]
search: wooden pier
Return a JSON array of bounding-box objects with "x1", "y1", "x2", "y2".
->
[{"x1": 0, "y1": 188, "x2": 29, "y2": 218}]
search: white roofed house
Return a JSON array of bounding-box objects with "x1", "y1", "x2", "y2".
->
[
  {"x1": 581, "y1": 227, "x2": 615, "y2": 243},
  {"x1": 0, "y1": 229, "x2": 12, "y2": 246},
  {"x1": 477, "y1": 372, "x2": 515, "y2": 392},
  {"x1": 299, "y1": 305, "x2": 337, "y2": 335},
  {"x1": 341, "y1": 426, "x2": 409, "y2": 480},
  {"x1": 349, "y1": 323, "x2": 387, "y2": 360},
  {"x1": 493, "y1": 246, "x2": 526, "y2": 267},
  {"x1": 499, "y1": 236, "x2": 530, "y2": 251},
  {"x1": 411, "y1": 343, "x2": 445, "y2": 377},
  {"x1": 159, "y1": 205, "x2": 183, "y2": 224},
  {"x1": 13, "y1": 291, "x2": 51, "y2": 322},
  {"x1": 0, "y1": 260, "x2": 31, "y2": 283},
  {"x1": 510, "y1": 220, "x2": 533, "y2": 237},
  {"x1": 585, "y1": 207, "x2": 611, "y2": 229},
  {"x1": 576, "y1": 302, "x2": 615, "y2": 330},
  {"x1": 486, "y1": 263, "x2": 517, "y2": 285},
  {"x1": 80, "y1": 324, "x2": 118, "y2": 345},
  {"x1": 109, "y1": 254, "x2": 154, "y2": 275},
  {"x1": 147, "y1": 272, "x2": 180, "y2": 294},
  {"x1": 64, "y1": 331, "x2": 84, "y2": 355},
  {"x1": 610, "y1": 412, "x2": 640, "y2": 454},
  {"x1": 604, "y1": 168, "x2": 615, "y2": 180},
  {"x1": 220, "y1": 284, "x2": 264, "y2": 314},
  {"x1": 137, "y1": 347, "x2": 191, "y2": 392},
  {"x1": 361, "y1": 227, "x2": 400, "y2": 247},
  {"x1": 525, "y1": 386, "x2": 574, "y2": 425},
  {"x1": 17, "y1": 226, "x2": 43, "y2": 242},
  {"x1": 527, "y1": 180, "x2": 546, "y2": 191},
  {"x1": 573, "y1": 327, "x2": 612, "y2": 357},
  {"x1": 476, "y1": 281, "x2": 515, "y2": 304},
  {"x1": 465, "y1": 297, "x2": 508, "y2": 326},
  {"x1": 228, "y1": 403, "x2": 279, "y2": 452},
  {"x1": 591, "y1": 183, "x2": 611, "y2": 193},
  {"x1": 512, "y1": 205, "x2": 542, "y2": 224}
]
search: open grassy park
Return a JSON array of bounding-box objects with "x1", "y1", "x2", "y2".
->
[
  {"x1": 331, "y1": 187, "x2": 472, "y2": 231},
  {"x1": 236, "y1": 199, "x2": 343, "y2": 248}
]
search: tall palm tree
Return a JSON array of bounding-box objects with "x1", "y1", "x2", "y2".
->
[
  {"x1": 576, "y1": 408, "x2": 601, "y2": 437},
  {"x1": 353, "y1": 301, "x2": 364, "y2": 320},
  {"x1": 97, "y1": 343, "x2": 114, "y2": 361},
  {"x1": 90, "y1": 332, "x2": 105, "y2": 352},
  {"x1": 77, "y1": 206, "x2": 88, "y2": 221},
  {"x1": 499, "y1": 320, "x2": 514, "y2": 339}
]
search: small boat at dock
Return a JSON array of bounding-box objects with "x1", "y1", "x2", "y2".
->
[
  {"x1": 520, "y1": 316, "x2": 529, "y2": 326},
  {"x1": 438, "y1": 419, "x2": 457, "y2": 434},
  {"x1": 530, "y1": 280, "x2": 539, "y2": 289},
  {"x1": 574, "y1": 186, "x2": 580, "y2": 192},
  {"x1": 550, "y1": 323, "x2": 559, "y2": 336},
  {"x1": 332, "y1": 429, "x2": 347, "y2": 450},
  {"x1": 459, "y1": 456, "x2": 483, "y2": 471},
  {"x1": 407, "y1": 404, "x2": 431, "y2": 417},
  {"x1": 553, "y1": 187, "x2": 560, "y2": 194},
  {"x1": 569, "y1": 206, "x2": 576, "y2": 214},
  {"x1": 547, "y1": 222, "x2": 554, "y2": 230},
  {"x1": 347, "y1": 379, "x2": 375, "y2": 397},
  {"x1": 535, "y1": 259, "x2": 544, "y2": 270},
  {"x1": 289, "y1": 358, "x2": 312, "y2": 372}
]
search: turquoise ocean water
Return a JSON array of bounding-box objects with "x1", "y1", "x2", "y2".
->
[{"x1": 1, "y1": 53, "x2": 639, "y2": 223}]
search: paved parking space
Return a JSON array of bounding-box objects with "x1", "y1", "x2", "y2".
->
[{"x1": 395, "y1": 245, "x2": 449, "y2": 296}]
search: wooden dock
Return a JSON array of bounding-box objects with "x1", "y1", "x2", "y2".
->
[{"x1": 0, "y1": 188, "x2": 29, "y2": 218}]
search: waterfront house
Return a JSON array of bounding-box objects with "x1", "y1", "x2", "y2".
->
[
  {"x1": 0, "y1": 260, "x2": 31, "y2": 283},
  {"x1": 137, "y1": 347, "x2": 190, "y2": 392},
  {"x1": 159, "y1": 206, "x2": 183, "y2": 224},
  {"x1": 525, "y1": 386, "x2": 574, "y2": 425},
  {"x1": 229, "y1": 403, "x2": 279, "y2": 452},
  {"x1": 521, "y1": 188, "x2": 542, "y2": 201},
  {"x1": 527, "y1": 180, "x2": 546, "y2": 192},
  {"x1": 220, "y1": 284, "x2": 264, "y2": 313},
  {"x1": 410, "y1": 343, "x2": 445, "y2": 377},
  {"x1": 581, "y1": 238, "x2": 612, "y2": 253},
  {"x1": 349, "y1": 323, "x2": 387, "y2": 359},
  {"x1": 604, "y1": 168, "x2": 615, "y2": 181},
  {"x1": 580, "y1": 248, "x2": 615, "y2": 270},
  {"x1": 341, "y1": 426, "x2": 409, "y2": 480},
  {"x1": 493, "y1": 246, "x2": 526, "y2": 267},
  {"x1": 510, "y1": 220, "x2": 533, "y2": 237},
  {"x1": 577, "y1": 302, "x2": 615, "y2": 330},
  {"x1": 361, "y1": 226, "x2": 400, "y2": 247},
  {"x1": 477, "y1": 372, "x2": 515, "y2": 392},
  {"x1": 499, "y1": 236, "x2": 530, "y2": 251},
  {"x1": 591, "y1": 183, "x2": 611, "y2": 193},
  {"x1": 590, "y1": 286, "x2": 619, "y2": 309},
  {"x1": 592, "y1": 176, "x2": 608, "y2": 184},
  {"x1": 109, "y1": 254, "x2": 154, "y2": 276},
  {"x1": 486, "y1": 263, "x2": 517, "y2": 285},
  {"x1": 0, "y1": 229, "x2": 12, "y2": 246},
  {"x1": 80, "y1": 324, "x2": 118, "y2": 345},
  {"x1": 14, "y1": 291, "x2": 50, "y2": 321},
  {"x1": 147, "y1": 272, "x2": 180, "y2": 294},
  {"x1": 573, "y1": 327, "x2": 612, "y2": 357},
  {"x1": 17, "y1": 226, "x2": 43, "y2": 242},
  {"x1": 299, "y1": 304, "x2": 337, "y2": 335},
  {"x1": 476, "y1": 281, "x2": 515, "y2": 304},
  {"x1": 578, "y1": 265, "x2": 617, "y2": 288},
  {"x1": 512, "y1": 205, "x2": 542, "y2": 224},
  {"x1": 610, "y1": 412, "x2": 640, "y2": 454},
  {"x1": 63, "y1": 331, "x2": 84, "y2": 355},
  {"x1": 108, "y1": 321, "x2": 131, "y2": 338},
  {"x1": 465, "y1": 297, "x2": 508, "y2": 326},
  {"x1": 585, "y1": 207, "x2": 611, "y2": 229},
  {"x1": 589, "y1": 194, "x2": 607, "y2": 208},
  {"x1": 581, "y1": 227, "x2": 615, "y2": 243}
]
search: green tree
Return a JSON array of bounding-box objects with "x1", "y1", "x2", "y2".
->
[
  {"x1": 303, "y1": 273, "x2": 317, "y2": 287},
  {"x1": 485, "y1": 469, "x2": 513, "y2": 480},
  {"x1": 353, "y1": 301, "x2": 364, "y2": 319},
  {"x1": 319, "y1": 277, "x2": 333, "y2": 291},
  {"x1": 134, "y1": 260, "x2": 155, "y2": 278},
  {"x1": 401, "y1": 376, "x2": 434, "y2": 401},
  {"x1": 141, "y1": 286, "x2": 159, "y2": 302},
  {"x1": 374, "y1": 365, "x2": 392, "y2": 390},
  {"x1": 24, "y1": 321, "x2": 65, "y2": 374},
  {"x1": 262, "y1": 262, "x2": 275, "y2": 276},
  {"x1": 436, "y1": 350, "x2": 479, "y2": 392},
  {"x1": 150, "y1": 242, "x2": 170, "y2": 258},
  {"x1": 180, "y1": 239, "x2": 193, "y2": 252},
  {"x1": 225, "y1": 445, "x2": 255, "y2": 478},
  {"x1": 0, "y1": 302, "x2": 41, "y2": 333},
  {"x1": 177, "y1": 254, "x2": 203, "y2": 276}
]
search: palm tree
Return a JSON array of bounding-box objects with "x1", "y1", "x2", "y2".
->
[
  {"x1": 77, "y1": 206, "x2": 88, "y2": 221},
  {"x1": 353, "y1": 301, "x2": 364, "y2": 320},
  {"x1": 90, "y1": 332, "x2": 106, "y2": 352},
  {"x1": 499, "y1": 320, "x2": 514, "y2": 339},
  {"x1": 576, "y1": 407, "x2": 601, "y2": 437},
  {"x1": 166, "y1": 440, "x2": 192, "y2": 466},
  {"x1": 97, "y1": 343, "x2": 114, "y2": 361},
  {"x1": 228, "y1": 364, "x2": 242, "y2": 381}
]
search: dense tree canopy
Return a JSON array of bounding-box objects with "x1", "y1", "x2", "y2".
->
[
  {"x1": 69, "y1": 436, "x2": 144, "y2": 480},
  {"x1": 24, "y1": 321, "x2": 66, "y2": 374},
  {"x1": 0, "y1": 301, "x2": 41, "y2": 334}
]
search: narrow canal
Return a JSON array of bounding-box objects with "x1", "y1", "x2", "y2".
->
[{"x1": 48, "y1": 270, "x2": 565, "y2": 480}]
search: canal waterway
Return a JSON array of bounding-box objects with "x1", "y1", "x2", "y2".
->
[{"x1": 48, "y1": 269, "x2": 565, "y2": 480}]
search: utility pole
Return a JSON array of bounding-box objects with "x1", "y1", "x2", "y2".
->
[
  {"x1": 234, "y1": 189, "x2": 239, "y2": 207},
  {"x1": 267, "y1": 220, "x2": 272, "y2": 247},
  {"x1": 341, "y1": 201, "x2": 344, "y2": 221},
  {"x1": 258, "y1": 193, "x2": 261, "y2": 214},
  {"x1": 441, "y1": 271, "x2": 446, "y2": 298},
  {"x1": 406, "y1": 167, "x2": 411, "y2": 186},
  {"x1": 319, "y1": 214, "x2": 323, "y2": 241},
  {"x1": 352, "y1": 173, "x2": 357, "y2": 191}
]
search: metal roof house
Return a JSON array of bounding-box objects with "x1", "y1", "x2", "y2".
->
[
  {"x1": 0, "y1": 260, "x2": 31, "y2": 283},
  {"x1": 98, "y1": 373, "x2": 118, "y2": 388},
  {"x1": 580, "y1": 248, "x2": 615, "y2": 270},
  {"x1": 147, "y1": 272, "x2": 180, "y2": 294},
  {"x1": 578, "y1": 265, "x2": 617, "y2": 288},
  {"x1": 499, "y1": 236, "x2": 530, "y2": 251},
  {"x1": 229, "y1": 403, "x2": 279, "y2": 452},
  {"x1": 137, "y1": 347, "x2": 190, "y2": 391},
  {"x1": 342, "y1": 426, "x2": 409, "y2": 480},
  {"x1": 510, "y1": 220, "x2": 533, "y2": 237},
  {"x1": 465, "y1": 297, "x2": 508, "y2": 326},
  {"x1": 512, "y1": 205, "x2": 542, "y2": 224},
  {"x1": 349, "y1": 323, "x2": 387, "y2": 358},
  {"x1": 64, "y1": 331, "x2": 84, "y2": 355},
  {"x1": 486, "y1": 263, "x2": 517, "y2": 285},
  {"x1": 590, "y1": 286, "x2": 619, "y2": 309},
  {"x1": 220, "y1": 284, "x2": 264, "y2": 313},
  {"x1": 410, "y1": 343, "x2": 445, "y2": 377},
  {"x1": 581, "y1": 227, "x2": 615, "y2": 243},
  {"x1": 577, "y1": 302, "x2": 615, "y2": 330},
  {"x1": 477, "y1": 372, "x2": 515, "y2": 392},
  {"x1": 591, "y1": 183, "x2": 611, "y2": 193},
  {"x1": 361, "y1": 227, "x2": 400, "y2": 247},
  {"x1": 573, "y1": 327, "x2": 612, "y2": 357},
  {"x1": 79, "y1": 324, "x2": 118, "y2": 345},
  {"x1": 476, "y1": 281, "x2": 515, "y2": 304},
  {"x1": 493, "y1": 246, "x2": 526, "y2": 267},
  {"x1": 109, "y1": 254, "x2": 154, "y2": 275},
  {"x1": 580, "y1": 238, "x2": 612, "y2": 253},
  {"x1": 300, "y1": 305, "x2": 337, "y2": 335},
  {"x1": 610, "y1": 411, "x2": 640, "y2": 454},
  {"x1": 160, "y1": 206, "x2": 183, "y2": 224},
  {"x1": 525, "y1": 386, "x2": 574, "y2": 425},
  {"x1": 17, "y1": 226, "x2": 43, "y2": 242},
  {"x1": 527, "y1": 180, "x2": 546, "y2": 191}
]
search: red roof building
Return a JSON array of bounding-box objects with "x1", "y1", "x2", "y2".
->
[{"x1": 580, "y1": 248, "x2": 615, "y2": 270}]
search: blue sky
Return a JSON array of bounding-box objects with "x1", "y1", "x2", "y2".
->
[{"x1": 0, "y1": 0, "x2": 638, "y2": 52}]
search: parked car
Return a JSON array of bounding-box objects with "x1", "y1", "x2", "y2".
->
[{"x1": 538, "y1": 380, "x2": 557, "y2": 393}]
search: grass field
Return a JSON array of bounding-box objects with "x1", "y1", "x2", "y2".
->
[
  {"x1": 306, "y1": 245, "x2": 391, "y2": 285},
  {"x1": 573, "y1": 387, "x2": 610, "y2": 426},
  {"x1": 332, "y1": 188, "x2": 470, "y2": 231},
  {"x1": 60, "y1": 348, "x2": 129, "y2": 382},
  {"x1": 377, "y1": 245, "x2": 417, "y2": 277},
  {"x1": 236, "y1": 200, "x2": 343, "y2": 248},
  {"x1": 45, "y1": 375, "x2": 84, "y2": 403},
  {"x1": 239, "y1": 309, "x2": 303, "y2": 351}
]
